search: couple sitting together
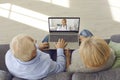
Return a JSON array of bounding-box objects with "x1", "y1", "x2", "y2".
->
[{"x1": 5, "y1": 29, "x2": 115, "y2": 80}]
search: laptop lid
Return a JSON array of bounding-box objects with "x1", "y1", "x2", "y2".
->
[{"x1": 48, "y1": 17, "x2": 80, "y2": 33}]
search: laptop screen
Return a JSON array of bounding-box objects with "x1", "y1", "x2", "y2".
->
[{"x1": 48, "y1": 17, "x2": 80, "y2": 32}]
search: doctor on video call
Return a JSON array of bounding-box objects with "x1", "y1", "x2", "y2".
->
[
  {"x1": 57, "y1": 18, "x2": 68, "y2": 31},
  {"x1": 56, "y1": 19, "x2": 77, "y2": 31}
]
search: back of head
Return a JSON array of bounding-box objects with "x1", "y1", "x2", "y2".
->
[
  {"x1": 10, "y1": 34, "x2": 36, "y2": 61},
  {"x1": 79, "y1": 36, "x2": 110, "y2": 68}
]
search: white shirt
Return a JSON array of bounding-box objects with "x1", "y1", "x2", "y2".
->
[{"x1": 57, "y1": 25, "x2": 68, "y2": 31}]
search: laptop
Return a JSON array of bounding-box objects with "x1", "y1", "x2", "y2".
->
[{"x1": 48, "y1": 17, "x2": 80, "y2": 49}]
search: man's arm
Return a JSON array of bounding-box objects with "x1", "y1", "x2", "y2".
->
[
  {"x1": 48, "y1": 39, "x2": 67, "y2": 73},
  {"x1": 55, "y1": 39, "x2": 67, "y2": 72},
  {"x1": 39, "y1": 42, "x2": 49, "y2": 51}
]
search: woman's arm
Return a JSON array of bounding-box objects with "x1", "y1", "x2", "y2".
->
[{"x1": 65, "y1": 49, "x2": 71, "y2": 70}]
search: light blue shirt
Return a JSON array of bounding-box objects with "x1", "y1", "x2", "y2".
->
[{"x1": 5, "y1": 48, "x2": 65, "y2": 80}]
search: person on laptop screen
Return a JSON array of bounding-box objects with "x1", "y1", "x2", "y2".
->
[
  {"x1": 49, "y1": 17, "x2": 79, "y2": 31},
  {"x1": 57, "y1": 18, "x2": 68, "y2": 31},
  {"x1": 56, "y1": 18, "x2": 77, "y2": 31}
]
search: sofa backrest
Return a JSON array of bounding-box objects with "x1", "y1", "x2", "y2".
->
[
  {"x1": 42, "y1": 72, "x2": 72, "y2": 80},
  {"x1": 105, "y1": 39, "x2": 110, "y2": 44},
  {"x1": 109, "y1": 34, "x2": 120, "y2": 68},
  {"x1": 0, "y1": 44, "x2": 9, "y2": 71},
  {"x1": 0, "y1": 39, "x2": 110, "y2": 71},
  {"x1": 72, "y1": 68, "x2": 120, "y2": 80}
]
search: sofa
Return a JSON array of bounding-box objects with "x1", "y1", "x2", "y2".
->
[{"x1": 1, "y1": 34, "x2": 120, "y2": 80}]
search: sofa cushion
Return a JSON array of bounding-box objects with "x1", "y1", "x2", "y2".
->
[
  {"x1": 109, "y1": 34, "x2": 120, "y2": 68},
  {"x1": 0, "y1": 44, "x2": 9, "y2": 71},
  {"x1": 12, "y1": 72, "x2": 72, "y2": 80},
  {"x1": 42, "y1": 72, "x2": 72, "y2": 80},
  {"x1": 72, "y1": 68, "x2": 120, "y2": 80},
  {"x1": 12, "y1": 77, "x2": 26, "y2": 80},
  {"x1": 0, "y1": 70, "x2": 12, "y2": 80}
]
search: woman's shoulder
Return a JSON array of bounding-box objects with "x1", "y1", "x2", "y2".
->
[
  {"x1": 72, "y1": 49, "x2": 79, "y2": 54},
  {"x1": 100, "y1": 48, "x2": 116, "y2": 70},
  {"x1": 70, "y1": 49, "x2": 84, "y2": 67},
  {"x1": 71, "y1": 49, "x2": 81, "y2": 59}
]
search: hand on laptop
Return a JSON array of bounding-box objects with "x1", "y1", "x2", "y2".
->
[
  {"x1": 39, "y1": 42, "x2": 49, "y2": 50},
  {"x1": 55, "y1": 39, "x2": 67, "y2": 49}
]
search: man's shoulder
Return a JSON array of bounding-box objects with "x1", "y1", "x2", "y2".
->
[
  {"x1": 36, "y1": 49, "x2": 50, "y2": 59},
  {"x1": 72, "y1": 49, "x2": 79, "y2": 55},
  {"x1": 5, "y1": 49, "x2": 12, "y2": 57}
]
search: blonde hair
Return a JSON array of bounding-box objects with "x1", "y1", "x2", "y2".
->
[
  {"x1": 79, "y1": 36, "x2": 110, "y2": 68},
  {"x1": 10, "y1": 34, "x2": 36, "y2": 61}
]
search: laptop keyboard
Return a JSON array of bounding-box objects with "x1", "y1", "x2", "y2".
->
[{"x1": 50, "y1": 35, "x2": 78, "y2": 42}]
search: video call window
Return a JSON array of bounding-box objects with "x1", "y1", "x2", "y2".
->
[{"x1": 48, "y1": 18, "x2": 80, "y2": 31}]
